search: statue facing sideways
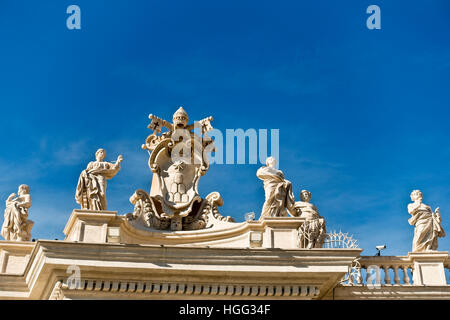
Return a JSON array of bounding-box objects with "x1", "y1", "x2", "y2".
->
[
  {"x1": 295, "y1": 190, "x2": 326, "y2": 248},
  {"x1": 256, "y1": 157, "x2": 297, "y2": 218},
  {"x1": 1, "y1": 184, "x2": 34, "y2": 241},
  {"x1": 408, "y1": 189, "x2": 445, "y2": 252},
  {"x1": 75, "y1": 148, "x2": 123, "y2": 211}
]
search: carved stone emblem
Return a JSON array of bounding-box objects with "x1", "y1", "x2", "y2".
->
[{"x1": 128, "y1": 107, "x2": 233, "y2": 231}]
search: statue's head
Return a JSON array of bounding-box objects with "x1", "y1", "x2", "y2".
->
[
  {"x1": 172, "y1": 106, "x2": 189, "y2": 129},
  {"x1": 300, "y1": 190, "x2": 312, "y2": 202},
  {"x1": 266, "y1": 157, "x2": 277, "y2": 168},
  {"x1": 95, "y1": 148, "x2": 106, "y2": 161},
  {"x1": 18, "y1": 184, "x2": 29, "y2": 195},
  {"x1": 410, "y1": 189, "x2": 423, "y2": 202}
]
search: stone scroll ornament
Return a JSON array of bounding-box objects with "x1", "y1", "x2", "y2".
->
[
  {"x1": 408, "y1": 189, "x2": 445, "y2": 252},
  {"x1": 1, "y1": 184, "x2": 34, "y2": 241},
  {"x1": 128, "y1": 107, "x2": 233, "y2": 231},
  {"x1": 75, "y1": 148, "x2": 123, "y2": 211}
]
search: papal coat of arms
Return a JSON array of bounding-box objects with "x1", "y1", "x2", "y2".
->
[{"x1": 127, "y1": 107, "x2": 233, "y2": 231}]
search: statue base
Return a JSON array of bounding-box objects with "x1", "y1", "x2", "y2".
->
[
  {"x1": 408, "y1": 251, "x2": 449, "y2": 286},
  {"x1": 0, "y1": 241, "x2": 35, "y2": 274},
  {"x1": 64, "y1": 209, "x2": 121, "y2": 243}
]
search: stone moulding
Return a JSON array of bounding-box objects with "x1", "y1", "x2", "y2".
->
[
  {"x1": 3, "y1": 239, "x2": 450, "y2": 300},
  {"x1": 50, "y1": 279, "x2": 321, "y2": 300},
  {"x1": 64, "y1": 208, "x2": 325, "y2": 248},
  {"x1": 1, "y1": 240, "x2": 361, "y2": 300}
]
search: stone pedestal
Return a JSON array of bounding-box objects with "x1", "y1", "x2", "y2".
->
[
  {"x1": 259, "y1": 217, "x2": 304, "y2": 249},
  {"x1": 63, "y1": 209, "x2": 121, "y2": 243},
  {"x1": 0, "y1": 241, "x2": 34, "y2": 274},
  {"x1": 408, "y1": 251, "x2": 449, "y2": 286}
]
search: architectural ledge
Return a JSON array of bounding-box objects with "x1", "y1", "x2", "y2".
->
[
  {"x1": 50, "y1": 280, "x2": 321, "y2": 300},
  {"x1": 0, "y1": 240, "x2": 361, "y2": 300},
  {"x1": 0, "y1": 241, "x2": 35, "y2": 275},
  {"x1": 330, "y1": 285, "x2": 450, "y2": 300},
  {"x1": 63, "y1": 210, "x2": 316, "y2": 249}
]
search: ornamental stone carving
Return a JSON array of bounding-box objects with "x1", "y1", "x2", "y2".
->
[
  {"x1": 408, "y1": 189, "x2": 445, "y2": 252},
  {"x1": 75, "y1": 148, "x2": 123, "y2": 211},
  {"x1": 256, "y1": 157, "x2": 297, "y2": 218},
  {"x1": 296, "y1": 190, "x2": 326, "y2": 248},
  {"x1": 1, "y1": 184, "x2": 34, "y2": 241},
  {"x1": 128, "y1": 107, "x2": 233, "y2": 231}
]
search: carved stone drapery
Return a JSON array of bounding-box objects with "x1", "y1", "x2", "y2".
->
[
  {"x1": 408, "y1": 190, "x2": 445, "y2": 252},
  {"x1": 256, "y1": 157, "x2": 297, "y2": 218},
  {"x1": 1, "y1": 184, "x2": 34, "y2": 241},
  {"x1": 75, "y1": 149, "x2": 123, "y2": 211},
  {"x1": 295, "y1": 190, "x2": 326, "y2": 249}
]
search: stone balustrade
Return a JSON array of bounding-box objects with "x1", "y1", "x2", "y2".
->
[
  {"x1": 342, "y1": 252, "x2": 450, "y2": 287},
  {"x1": 445, "y1": 257, "x2": 450, "y2": 281},
  {"x1": 342, "y1": 256, "x2": 413, "y2": 286}
]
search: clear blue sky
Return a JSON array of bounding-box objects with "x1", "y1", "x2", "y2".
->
[{"x1": 0, "y1": 1, "x2": 449, "y2": 256}]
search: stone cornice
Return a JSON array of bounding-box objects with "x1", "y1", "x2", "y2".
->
[
  {"x1": 12, "y1": 240, "x2": 361, "y2": 299},
  {"x1": 50, "y1": 279, "x2": 321, "y2": 300}
]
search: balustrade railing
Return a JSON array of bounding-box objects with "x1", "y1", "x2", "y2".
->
[
  {"x1": 445, "y1": 257, "x2": 450, "y2": 284},
  {"x1": 341, "y1": 256, "x2": 414, "y2": 286}
]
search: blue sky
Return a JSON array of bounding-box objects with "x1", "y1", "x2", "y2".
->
[{"x1": 0, "y1": 1, "x2": 449, "y2": 256}]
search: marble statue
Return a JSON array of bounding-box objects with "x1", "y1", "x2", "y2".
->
[
  {"x1": 256, "y1": 157, "x2": 297, "y2": 218},
  {"x1": 75, "y1": 148, "x2": 123, "y2": 211},
  {"x1": 295, "y1": 190, "x2": 326, "y2": 248},
  {"x1": 408, "y1": 190, "x2": 445, "y2": 252},
  {"x1": 1, "y1": 184, "x2": 34, "y2": 241},
  {"x1": 128, "y1": 107, "x2": 232, "y2": 231}
]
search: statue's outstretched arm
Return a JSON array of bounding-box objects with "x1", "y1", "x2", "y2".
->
[{"x1": 113, "y1": 155, "x2": 123, "y2": 169}]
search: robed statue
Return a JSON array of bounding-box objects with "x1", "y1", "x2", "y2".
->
[
  {"x1": 75, "y1": 148, "x2": 123, "y2": 211},
  {"x1": 295, "y1": 190, "x2": 326, "y2": 248},
  {"x1": 408, "y1": 190, "x2": 445, "y2": 252},
  {"x1": 256, "y1": 157, "x2": 297, "y2": 218},
  {"x1": 1, "y1": 184, "x2": 34, "y2": 241}
]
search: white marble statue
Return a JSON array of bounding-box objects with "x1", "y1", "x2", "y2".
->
[
  {"x1": 256, "y1": 157, "x2": 296, "y2": 218},
  {"x1": 75, "y1": 148, "x2": 123, "y2": 211},
  {"x1": 295, "y1": 190, "x2": 326, "y2": 248},
  {"x1": 1, "y1": 184, "x2": 34, "y2": 241},
  {"x1": 408, "y1": 190, "x2": 445, "y2": 252}
]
